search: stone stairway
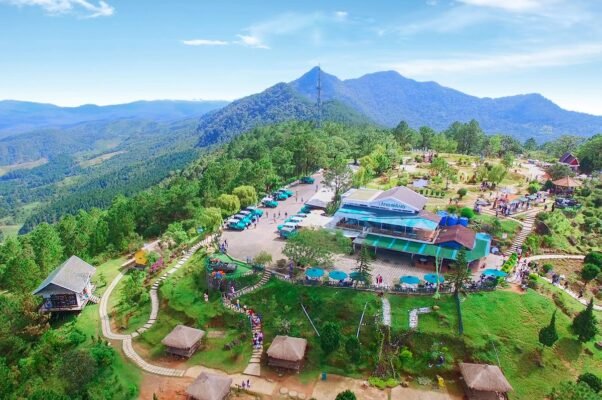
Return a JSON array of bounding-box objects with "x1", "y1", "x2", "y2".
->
[
  {"x1": 230, "y1": 269, "x2": 272, "y2": 299},
  {"x1": 381, "y1": 298, "x2": 391, "y2": 327},
  {"x1": 504, "y1": 210, "x2": 537, "y2": 256},
  {"x1": 222, "y1": 269, "x2": 272, "y2": 377},
  {"x1": 88, "y1": 294, "x2": 101, "y2": 304}
]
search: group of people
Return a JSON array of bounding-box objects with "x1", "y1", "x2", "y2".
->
[
  {"x1": 219, "y1": 239, "x2": 229, "y2": 253},
  {"x1": 253, "y1": 331, "x2": 264, "y2": 349},
  {"x1": 374, "y1": 274, "x2": 385, "y2": 286}
]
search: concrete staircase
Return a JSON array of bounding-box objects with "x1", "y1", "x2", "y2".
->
[
  {"x1": 222, "y1": 269, "x2": 272, "y2": 377},
  {"x1": 504, "y1": 211, "x2": 537, "y2": 256},
  {"x1": 88, "y1": 294, "x2": 101, "y2": 304}
]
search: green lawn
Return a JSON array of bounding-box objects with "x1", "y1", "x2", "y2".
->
[
  {"x1": 93, "y1": 256, "x2": 128, "y2": 296},
  {"x1": 238, "y1": 279, "x2": 382, "y2": 382},
  {"x1": 0, "y1": 224, "x2": 21, "y2": 240},
  {"x1": 388, "y1": 290, "x2": 602, "y2": 400},
  {"x1": 135, "y1": 250, "x2": 253, "y2": 373}
]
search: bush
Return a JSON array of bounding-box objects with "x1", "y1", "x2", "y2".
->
[
  {"x1": 457, "y1": 188, "x2": 468, "y2": 199},
  {"x1": 345, "y1": 335, "x2": 361, "y2": 362},
  {"x1": 542, "y1": 263, "x2": 554, "y2": 273},
  {"x1": 578, "y1": 373, "x2": 602, "y2": 393},
  {"x1": 584, "y1": 252, "x2": 602, "y2": 268},
  {"x1": 335, "y1": 390, "x2": 357, "y2": 400},
  {"x1": 459, "y1": 207, "x2": 475, "y2": 219},
  {"x1": 320, "y1": 322, "x2": 341, "y2": 354},
  {"x1": 582, "y1": 264, "x2": 601, "y2": 283}
]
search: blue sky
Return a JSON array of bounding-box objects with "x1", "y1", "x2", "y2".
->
[{"x1": 1, "y1": 0, "x2": 601, "y2": 115}]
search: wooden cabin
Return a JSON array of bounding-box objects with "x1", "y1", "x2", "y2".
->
[
  {"x1": 161, "y1": 325, "x2": 205, "y2": 358},
  {"x1": 267, "y1": 335, "x2": 307, "y2": 371},
  {"x1": 186, "y1": 372, "x2": 232, "y2": 400},
  {"x1": 459, "y1": 363, "x2": 513, "y2": 400},
  {"x1": 32, "y1": 256, "x2": 96, "y2": 312}
]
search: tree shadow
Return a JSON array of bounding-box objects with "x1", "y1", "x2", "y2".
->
[{"x1": 555, "y1": 337, "x2": 582, "y2": 362}]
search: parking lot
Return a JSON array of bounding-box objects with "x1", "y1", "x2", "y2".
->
[{"x1": 221, "y1": 172, "x2": 328, "y2": 263}]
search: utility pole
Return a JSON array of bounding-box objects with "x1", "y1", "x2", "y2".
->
[{"x1": 317, "y1": 64, "x2": 322, "y2": 128}]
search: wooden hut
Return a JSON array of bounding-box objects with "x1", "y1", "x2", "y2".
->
[
  {"x1": 267, "y1": 335, "x2": 307, "y2": 371},
  {"x1": 552, "y1": 176, "x2": 581, "y2": 196},
  {"x1": 186, "y1": 372, "x2": 232, "y2": 400},
  {"x1": 32, "y1": 256, "x2": 96, "y2": 312},
  {"x1": 161, "y1": 325, "x2": 205, "y2": 358},
  {"x1": 459, "y1": 363, "x2": 513, "y2": 400}
]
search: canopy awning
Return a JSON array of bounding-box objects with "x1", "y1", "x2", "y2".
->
[
  {"x1": 483, "y1": 269, "x2": 508, "y2": 277},
  {"x1": 359, "y1": 233, "x2": 490, "y2": 262},
  {"x1": 400, "y1": 276, "x2": 421, "y2": 284},
  {"x1": 424, "y1": 273, "x2": 445, "y2": 284}
]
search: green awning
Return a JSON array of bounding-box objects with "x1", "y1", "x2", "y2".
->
[{"x1": 361, "y1": 233, "x2": 490, "y2": 262}]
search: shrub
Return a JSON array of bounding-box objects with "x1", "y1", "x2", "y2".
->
[
  {"x1": 335, "y1": 390, "x2": 357, "y2": 400},
  {"x1": 584, "y1": 252, "x2": 602, "y2": 268},
  {"x1": 399, "y1": 347, "x2": 413, "y2": 364},
  {"x1": 457, "y1": 188, "x2": 468, "y2": 199},
  {"x1": 459, "y1": 207, "x2": 475, "y2": 219},
  {"x1": 582, "y1": 264, "x2": 601, "y2": 283},
  {"x1": 320, "y1": 322, "x2": 341, "y2": 354},
  {"x1": 542, "y1": 263, "x2": 554, "y2": 273},
  {"x1": 345, "y1": 335, "x2": 361, "y2": 362},
  {"x1": 578, "y1": 373, "x2": 602, "y2": 393}
]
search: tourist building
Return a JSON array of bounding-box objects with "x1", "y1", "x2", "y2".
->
[
  {"x1": 333, "y1": 186, "x2": 491, "y2": 264},
  {"x1": 32, "y1": 255, "x2": 97, "y2": 312}
]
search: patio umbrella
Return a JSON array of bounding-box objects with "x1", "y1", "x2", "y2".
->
[
  {"x1": 349, "y1": 271, "x2": 368, "y2": 281},
  {"x1": 400, "y1": 276, "x2": 421, "y2": 285},
  {"x1": 424, "y1": 273, "x2": 445, "y2": 284},
  {"x1": 305, "y1": 267, "x2": 325, "y2": 279},
  {"x1": 329, "y1": 270, "x2": 348, "y2": 280},
  {"x1": 483, "y1": 269, "x2": 508, "y2": 278}
]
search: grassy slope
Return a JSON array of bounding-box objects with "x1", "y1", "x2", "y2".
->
[
  {"x1": 136, "y1": 251, "x2": 252, "y2": 373},
  {"x1": 238, "y1": 279, "x2": 382, "y2": 382},
  {"x1": 388, "y1": 290, "x2": 602, "y2": 400}
]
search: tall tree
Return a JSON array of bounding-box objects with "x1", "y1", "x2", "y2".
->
[
  {"x1": 354, "y1": 245, "x2": 372, "y2": 283},
  {"x1": 572, "y1": 299, "x2": 599, "y2": 343},
  {"x1": 30, "y1": 223, "x2": 64, "y2": 276},
  {"x1": 539, "y1": 310, "x2": 559, "y2": 349},
  {"x1": 323, "y1": 158, "x2": 353, "y2": 202}
]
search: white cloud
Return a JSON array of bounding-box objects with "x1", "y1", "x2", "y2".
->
[
  {"x1": 182, "y1": 39, "x2": 229, "y2": 46},
  {"x1": 385, "y1": 43, "x2": 602, "y2": 76},
  {"x1": 334, "y1": 10, "x2": 348, "y2": 20},
  {"x1": 2, "y1": 0, "x2": 114, "y2": 18},
  {"x1": 235, "y1": 34, "x2": 269, "y2": 49},
  {"x1": 457, "y1": 0, "x2": 544, "y2": 12}
]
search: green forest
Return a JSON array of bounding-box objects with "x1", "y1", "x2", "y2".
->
[{"x1": 1, "y1": 119, "x2": 601, "y2": 398}]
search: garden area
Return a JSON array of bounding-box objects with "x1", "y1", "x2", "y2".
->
[
  {"x1": 237, "y1": 278, "x2": 382, "y2": 382},
  {"x1": 134, "y1": 250, "x2": 255, "y2": 373}
]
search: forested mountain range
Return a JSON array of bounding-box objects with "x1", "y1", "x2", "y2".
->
[
  {"x1": 193, "y1": 67, "x2": 602, "y2": 145},
  {"x1": 0, "y1": 99, "x2": 227, "y2": 138}
]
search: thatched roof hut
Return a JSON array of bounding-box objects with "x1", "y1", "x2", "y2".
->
[
  {"x1": 460, "y1": 363, "x2": 513, "y2": 400},
  {"x1": 186, "y1": 372, "x2": 232, "y2": 400},
  {"x1": 267, "y1": 335, "x2": 307, "y2": 371},
  {"x1": 161, "y1": 325, "x2": 205, "y2": 358},
  {"x1": 552, "y1": 176, "x2": 581, "y2": 188}
]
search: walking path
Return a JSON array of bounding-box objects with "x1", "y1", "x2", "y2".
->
[
  {"x1": 515, "y1": 254, "x2": 601, "y2": 311},
  {"x1": 381, "y1": 297, "x2": 391, "y2": 327},
  {"x1": 222, "y1": 269, "x2": 273, "y2": 376},
  {"x1": 99, "y1": 238, "x2": 209, "y2": 376}
]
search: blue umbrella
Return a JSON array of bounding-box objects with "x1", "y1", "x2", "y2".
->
[
  {"x1": 483, "y1": 269, "x2": 508, "y2": 278},
  {"x1": 349, "y1": 271, "x2": 367, "y2": 281},
  {"x1": 306, "y1": 267, "x2": 325, "y2": 279},
  {"x1": 424, "y1": 273, "x2": 445, "y2": 284},
  {"x1": 329, "y1": 270, "x2": 348, "y2": 280},
  {"x1": 400, "y1": 276, "x2": 421, "y2": 284}
]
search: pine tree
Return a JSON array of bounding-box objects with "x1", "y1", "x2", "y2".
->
[
  {"x1": 572, "y1": 299, "x2": 599, "y2": 343},
  {"x1": 539, "y1": 310, "x2": 559, "y2": 348},
  {"x1": 354, "y1": 245, "x2": 372, "y2": 283}
]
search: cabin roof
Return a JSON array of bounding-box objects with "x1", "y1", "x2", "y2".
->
[
  {"x1": 459, "y1": 363, "x2": 513, "y2": 393},
  {"x1": 374, "y1": 186, "x2": 428, "y2": 210},
  {"x1": 32, "y1": 256, "x2": 95, "y2": 295},
  {"x1": 161, "y1": 325, "x2": 205, "y2": 349},
  {"x1": 435, "y1": 225, "x2": 477, "y2": 250},
  {"x1": 186, "y1": 372, "x2": 232, "y2": 400},
  {"x1": 267, "y1": 335, "x2": 307, "y2": 362}
]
